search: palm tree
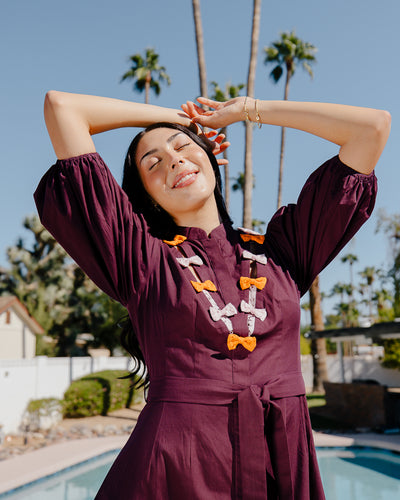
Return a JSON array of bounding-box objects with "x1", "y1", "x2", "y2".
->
[
  {"x1": 309, "y1": 276, "x2": 328, "y2": 392},
  {"x1": 377, "y1": 210, "x2": 400, "y2": 317},
  {"x1": 301, "y1": 301, "x2": 311, "y2": 326},
  {"x1": 264, "y1": 31, "x2": 317, "y2": 210},
  {"x1": 243, "y1": 0, "x2": 262, "y2": 229},
  {"x1": 121, "y1": 48, "x2": 171, "y2": 104},
  {"x1": 359, "y1": 266, "x2": 378, "y2": 320},
  {"x1": 373, "y1": 288, "x2": 394, "y2": 321},
  {"x1": 341, "y1": 253, "x2": 358, "y2": 299},
  {"x1": 192, "y1": 0, "x2": 208, "y2": 103},
  {"x1": 210, "y1": 81, "x2": 245, "y2": 210}
]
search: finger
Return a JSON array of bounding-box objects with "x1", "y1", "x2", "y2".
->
[
  {"x1": 186, "y1": 101, "x2": 199, "y2": 116},
  {"x1": 197, "y1": 97, "x2": 220, "y2": 108},
  {"x1": 191, "y1": 113, "x2": 213, "y2": 124},
  {"x1": 219, "y1": 142, "x2": 230, "y2": 152},
  {"x1": 182, "y1": 103, "x2": 197, "y2": 119},
  {"x1": 217, "y1": 159, "x2": 229, "y2": 166},
  {"x1": 204, "y1": 130, "x2": 218, "y2": 138},
  {"x1": 212, "y1": 143, "x2": 230, "y2": 156},
  {"x1": 193, "y1": 102, "x2": 207, "y2": 114},
  {"x1": 213, "y1": 133, "x2": 226, "y2": 144}
]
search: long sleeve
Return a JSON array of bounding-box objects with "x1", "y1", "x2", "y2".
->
[
  {"x1": 34, "y1": 152, "x2": 161, "y2": 306},
  {"x1": 266, "y1": 155, "x2": 377, "y2": 296}
]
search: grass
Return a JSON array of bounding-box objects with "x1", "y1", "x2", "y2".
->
[{"x1": 306, "y1": 394, "x2": 326, "y2": 409}]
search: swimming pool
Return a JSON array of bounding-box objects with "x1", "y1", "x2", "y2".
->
[
  {"x1": 318, "y1": 447, "x2": 400, "y2": 499},
  {"x1": 0, "y1": 447, "x2": 399, "y2": 499}
]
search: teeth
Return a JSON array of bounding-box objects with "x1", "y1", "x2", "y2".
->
[{"x1": 174, "y1": 173, "x2": 196, "y2": 188}]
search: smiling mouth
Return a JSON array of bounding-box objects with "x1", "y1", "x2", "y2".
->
[{"x1": 173, "y1": 171, "x2": 198, "y2": 188}]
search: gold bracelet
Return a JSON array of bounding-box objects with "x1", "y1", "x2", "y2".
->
[
  {"x1": 255, "y1": 99, "x2": 262, "y2": 129},
  {"x1": 243, "y1": 96, "x2": 250, "y2": 122}
]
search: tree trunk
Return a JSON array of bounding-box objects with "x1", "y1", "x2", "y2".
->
[
  {"x1": 145, "y1": 71, "x2": 150, "y2": 104},
  {"x1": 221, "y1": 126, "x2": 230, "y2": 212},
  {"x1": 276, "y1": 69, "x2": 291, "y2": 210},
  {"x1": 243, "y1": 0, "x2": 261, "y2": 229},
  {"x1": 192, "y1": 0, "x2": 208, "y2": 100},
  {"x1": 309, "y1": 275, "x2": 328, "y2": 393}
]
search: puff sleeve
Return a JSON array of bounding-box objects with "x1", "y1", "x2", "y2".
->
[
  {"x1": 266, "y1": 155, "x2": 377, "y2": 296},
  {"x1": 34, "y1": 152, "x2": 161, "y2": 306}
]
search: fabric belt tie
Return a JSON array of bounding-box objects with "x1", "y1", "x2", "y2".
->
[{"x1": 147, "y1": 373, "x2": 306, "y2": 500}]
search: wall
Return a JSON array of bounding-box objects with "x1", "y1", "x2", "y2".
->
[
  {"x1": 301, "y1": 354, "x2": 400, "y2": 392},
  {"x1": 0, "y1": 309, "x2": 36, "y2": 359},
  {"x1": 0, "y1": 356, "x2": 133, "y2": 433}
]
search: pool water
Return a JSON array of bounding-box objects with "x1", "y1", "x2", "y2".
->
[
  {"x1": 1, "y1": 447, "x2": 399, "y2": 499},
  {"x1": 318, "y1": 447, "x2": 400, "y2": 500}
]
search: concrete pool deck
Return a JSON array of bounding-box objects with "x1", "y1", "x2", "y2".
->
[
  {"x1": 1, "y1": 430, "x2": 400, "y2": 495},
  {"x1": 0, "y1": 435, "x2": 127, "y2": 495}
]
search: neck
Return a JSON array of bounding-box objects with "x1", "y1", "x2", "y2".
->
[{"x1": 173, "y1": 198, "x2": 221, "y2": 236}]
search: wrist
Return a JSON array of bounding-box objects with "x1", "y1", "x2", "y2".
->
[{"x1": 243, "y1": 97, "x2": 262, "y2": 128}]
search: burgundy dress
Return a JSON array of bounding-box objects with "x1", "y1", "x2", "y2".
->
[{"x1": 34, "y1": 153, "x2": 376, "y2": 500}]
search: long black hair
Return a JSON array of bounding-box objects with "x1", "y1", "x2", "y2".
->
[{"x1": 119, "y1": 122, "x2": 231, "y2": 388}]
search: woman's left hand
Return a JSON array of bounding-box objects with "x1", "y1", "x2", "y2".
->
[
  {"x1": 181, "y1": 97, "x2": 244, "y2": 130},
  {"x1": 204, "y1": 130, "x2": 230, "y2": 165}
]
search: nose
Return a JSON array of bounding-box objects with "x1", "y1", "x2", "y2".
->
[{"x1": 171, "y1": 159, "x2": 184, "y2": 170}]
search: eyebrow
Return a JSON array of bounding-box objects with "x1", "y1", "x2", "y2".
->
[{"x1": 140, "y1": 132, "x2": 184, "y2": 163}]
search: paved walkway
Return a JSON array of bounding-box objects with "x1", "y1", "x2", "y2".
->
[{"x1": 1, "y1": 406, "x2": 400, "y2": 495}]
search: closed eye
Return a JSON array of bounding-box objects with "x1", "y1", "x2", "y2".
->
[
  {"x1": 176, "y1": 143, "x2": 190, "y2": 150},
  {"x1": 149, "y1": 159, "x2": 161, "y2": 171}
]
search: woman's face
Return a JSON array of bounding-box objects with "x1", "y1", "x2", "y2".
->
[{"x1": 135, "y1": 128, "x2": 217, "y2": 222}]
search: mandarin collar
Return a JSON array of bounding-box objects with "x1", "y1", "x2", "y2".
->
[{"x1": 176, "y1": 221, "x2": 234, "y2": 241}]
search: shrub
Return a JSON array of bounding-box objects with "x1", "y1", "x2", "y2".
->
[
  {"x1": 21, "y1": 397, "x2": 62, "y2": 431},
  {"x1": 63, "y1": 370, "x2": 135, "y2": 418}
]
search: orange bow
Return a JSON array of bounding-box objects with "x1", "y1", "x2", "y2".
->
[
  {"x1": 240, "y1": 233, "x2": 265, "y2": 244},
  {"x1": 227, "y1": 333, "x2": 257, "y2": 352},
  {"x1": 239, "y1": 276, "x2": 267, "y2": 290},
  {"x1": 191, "y1": 280, "x2": 217, "y2": 293},
  {"x1": 163, "y1": 235, "x2": 187, "y2": 246}
]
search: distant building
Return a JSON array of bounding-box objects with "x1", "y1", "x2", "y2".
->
[{"x1": 0, "y1": 296, "x2": 44, "y2": 359}]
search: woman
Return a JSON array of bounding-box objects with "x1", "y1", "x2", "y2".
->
[{"x1": 35, "y1": 91, "x2": 390, "y2": 499}]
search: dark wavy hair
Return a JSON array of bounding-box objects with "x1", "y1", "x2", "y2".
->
[{"x1": 119, "y1": 122, "x2": 231, "y2": 388}]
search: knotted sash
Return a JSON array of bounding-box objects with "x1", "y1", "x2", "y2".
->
[{"x1": 147, "y1": 372, "x2": 306, "y2": 499}]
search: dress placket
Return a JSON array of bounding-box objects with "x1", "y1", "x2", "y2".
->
[
  {"x1": 240, "y1": 249, "x2": 268, "y2": 335},
  {"x1": 164, "y1": 236, "x2": 238, "y2": 337},
  {"x1": 164, "y1": 233, "x2": 269, "y2": 353}
]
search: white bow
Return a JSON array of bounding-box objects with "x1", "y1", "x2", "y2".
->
[
  {"x1": 240, "y1": 300, "x2": 267, "y2": 321},
  {"x1": 176, "y1": 255, "x2": 203, "y2": 267},
  {"x1": 209, "y1": 303, "x2": 237, "y2": 322},
  {"x1": 242, "y1": 250, "x2": 267, "y2": 265}
]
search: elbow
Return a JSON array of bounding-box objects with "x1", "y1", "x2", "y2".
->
[
  {"x1": 340, "y1": 110, "x2": 391, "y2": 174},
  {"x1": 44, "y1": 90, "x2": 66, "y2": 121},
  {"x1": 373, "y1": 109, "x2": 391, "y2": 149}
]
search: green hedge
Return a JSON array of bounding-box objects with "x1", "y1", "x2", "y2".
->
[{"x1": 63, "y1": 370, "x2": 135, "y2": 418}]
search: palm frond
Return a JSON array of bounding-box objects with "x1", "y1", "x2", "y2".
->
[{"x1": 270, "y1": 65, "x2": 283, "y2": 83}]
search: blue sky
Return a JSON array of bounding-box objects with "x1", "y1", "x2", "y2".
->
[{"x1": 1, "y1": 0, "x2": 399, "y2": 319}]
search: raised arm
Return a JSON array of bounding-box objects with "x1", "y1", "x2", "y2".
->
[
  {"x1": 44, "y1": 91, "x2": 193, "y2": 159},
  {"x1": 182, "y1": 97, "x2": 391, "y2": 174}
]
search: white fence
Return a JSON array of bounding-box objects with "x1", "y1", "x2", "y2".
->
[
  {"x1": 1, "y1": 355, "x2": 400, "y2": 433},
  {"x1": 301, "y1": 354, "x2": 400, "y2": 392},
  {"x1": 0, "y1": 356, "x2": 132, "y2": 433}
]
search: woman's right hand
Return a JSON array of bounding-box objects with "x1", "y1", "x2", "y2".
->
[{"x1": 181, "y1": 96, "x2": 247, "y2": 130}]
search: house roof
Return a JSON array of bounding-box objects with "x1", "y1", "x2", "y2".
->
[
  {"x1": 0, "y1": 296, "x2": 44, "y2": 334},
  {"x1": 305, "y1": 321, "x2": 400, "y2": 342}
]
